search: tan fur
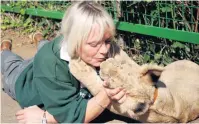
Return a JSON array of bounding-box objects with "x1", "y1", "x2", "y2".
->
[{"x1": 69, "y1": 44, "x2": 199, "y2": 122}]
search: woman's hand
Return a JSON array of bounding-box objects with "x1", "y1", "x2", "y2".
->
[
  {"x1": 16, "y1": 105, "x2": 57, "y2": 124},
  {"x1": 16, "y1": 105, "x2": 44, "y2": 123},
  {"x1": 103, "y1": 81, "x2": 127, "y2": 104}
]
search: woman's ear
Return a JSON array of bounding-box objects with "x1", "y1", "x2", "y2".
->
[{"x1": 139, "y1": 64, "x2": 164, "y2": 85}]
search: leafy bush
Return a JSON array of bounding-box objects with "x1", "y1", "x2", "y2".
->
[
  {"x1": 119, "y1": 1, "x2": 199, "y2": 32},
  {"x1": 1, "y1": 1, "x2": 198, "y2": 65},
  {"x1": 118, "y1": 31, "x2": 199, "y2": 65}
]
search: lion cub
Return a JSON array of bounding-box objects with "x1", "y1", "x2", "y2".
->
[{"x1": 69, "y1": 48, "x2": 199, "y2": 122}]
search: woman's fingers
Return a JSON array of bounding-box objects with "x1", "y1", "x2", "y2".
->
[
  {"x1": 104, "y1": 87, "x2": 127, "y2": 103},
  {"x1": 102, "y1": 80, "x2": 109, "y2": 87},
  {"x1": 16, "y1": 109, "x2": 25, "y2": 123},
  {"x1": 117, "y1": 92, "x2": 127, "y2": 103},
  {"x1": 106, "y1": 87, "x2": 123, "y2": 97},
  {"x1": 103, "y1": 81, "x2": 128, "y2": 103},
  {"x1": 111, "y1": 89, "x2": 126, "y2": 100},
  {"x1": 16, "y1": 110, "x2": 24, "y2": 116},
  {"x1": 16, "y1": 115, "x2": 25, "y2": 120},
  {"x1": 18, "y1": 119, "x2": 25, "y2": 123}
]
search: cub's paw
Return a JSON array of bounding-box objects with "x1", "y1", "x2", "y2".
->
[
  {"x1": 100, "y1": 58, "x2": 125, "y2": 88},
  {"x1": 100, "y1": 58, "x2": 119, "y2": 76},
  {"x1": 69, "y1": 59, "x2": 96, "y2": 81}
]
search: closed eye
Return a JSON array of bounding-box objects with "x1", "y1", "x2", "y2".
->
[{"x1": 88, "y1": 43, "x2": 98, "y2": 47}]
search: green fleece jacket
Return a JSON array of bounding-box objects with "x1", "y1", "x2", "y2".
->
[{"x1": 15, "y1": 36, "x2": 89, "y2": 123}]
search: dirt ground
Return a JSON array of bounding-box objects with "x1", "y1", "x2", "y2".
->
[{"x1": 1, "y1": 29, "x2": 199, "y2": 123}]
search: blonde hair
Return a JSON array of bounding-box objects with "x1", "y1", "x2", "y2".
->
[{"x1": 61, "y1": 1, "x2": 115, "y2": 59}]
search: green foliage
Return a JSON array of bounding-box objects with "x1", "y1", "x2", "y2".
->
[
  {"x1": 119, "y1": 31, "x2": 199, "y2": 65},
  {"x1": 1, "y1": 1, "x2": 198, "y2": 65},
  {"x1": 1, "y1": 12, "x2": 60, "y2": 37},
  {"x1": 1, "y1": 1, "x2": 69, "y2": 37},
  {"x1": 120, "y1": 1, "x2": 199, "y2": 32}
]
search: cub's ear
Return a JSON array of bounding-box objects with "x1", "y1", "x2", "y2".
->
[{"x1": 139, "y1": 64, "x2": 164, "y2": 85}]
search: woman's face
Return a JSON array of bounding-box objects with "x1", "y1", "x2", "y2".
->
[{"x1": 78, "y1": 25, "x2": 112, "y2": 67}]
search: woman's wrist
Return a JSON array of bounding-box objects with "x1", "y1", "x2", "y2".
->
[
  {"x1": 95, "y1": 88, "x2": 111, "y2": 109},
  {"x1": 42, "y1": 110, "x2": 47, "y2": 124},
  {"x1": 94, "y1": 96, "x2": 106, "y2": 109},
  {"x1": 45, "y1": 110, "x2": 57, "y2": 123}
]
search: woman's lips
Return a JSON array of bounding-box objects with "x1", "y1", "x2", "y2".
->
[{"x1": 96, "y1": 58, "x2": 105, "y2": 62}]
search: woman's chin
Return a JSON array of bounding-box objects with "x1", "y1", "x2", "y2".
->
[{"x1": 90, "y1": 62, "x2": 102, "y2": 67}]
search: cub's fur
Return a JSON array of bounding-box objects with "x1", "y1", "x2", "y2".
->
[{"x1": 69, "y1": 42, "x2": 199, "y2": 122}]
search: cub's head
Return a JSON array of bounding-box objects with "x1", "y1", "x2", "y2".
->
[
  {"x1": 100, "y1": 59, "x2": 164, "y2": 117},
  {"x1": 125, "y1": 64, "x2": 164, "y2": 117}
]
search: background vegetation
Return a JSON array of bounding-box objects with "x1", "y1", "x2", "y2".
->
[{"x1": 1, "y1": 1, "x2": 199, "y2": 65}]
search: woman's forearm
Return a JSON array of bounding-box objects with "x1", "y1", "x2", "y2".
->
[
  {"x1": 84, "y1": 89, "x2": 111, "y2": 123},
  {"x1": 45, "y1": 89, "x2": 110, "y2": 123},
  {"x1": 16, "y1": 87, "x2": 125, "y2": 123}
]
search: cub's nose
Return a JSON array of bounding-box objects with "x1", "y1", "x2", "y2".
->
[{"x1": 134, "y1": 102, "x2": 146, "y2": 113}]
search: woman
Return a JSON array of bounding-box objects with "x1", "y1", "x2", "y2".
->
[{"x1": 1, "y1": 1, "x2": 137, "y2": 123}]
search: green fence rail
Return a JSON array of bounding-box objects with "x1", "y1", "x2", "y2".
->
[{"x1": 1, "y1": 1, "x2": 199, "y2": 44}]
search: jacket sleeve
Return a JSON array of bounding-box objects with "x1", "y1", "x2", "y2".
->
[{"x1": 34, "y1": 77, "x2": 88, "y2": 123}]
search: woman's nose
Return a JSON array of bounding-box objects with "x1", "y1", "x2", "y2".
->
[{"x1": 99, "y1": 43, "x2": 109, "y2": 54}]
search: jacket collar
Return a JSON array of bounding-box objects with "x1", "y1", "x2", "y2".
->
[{"x1": 60, "y1": 43, "x2": 71, "y2": 62}]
